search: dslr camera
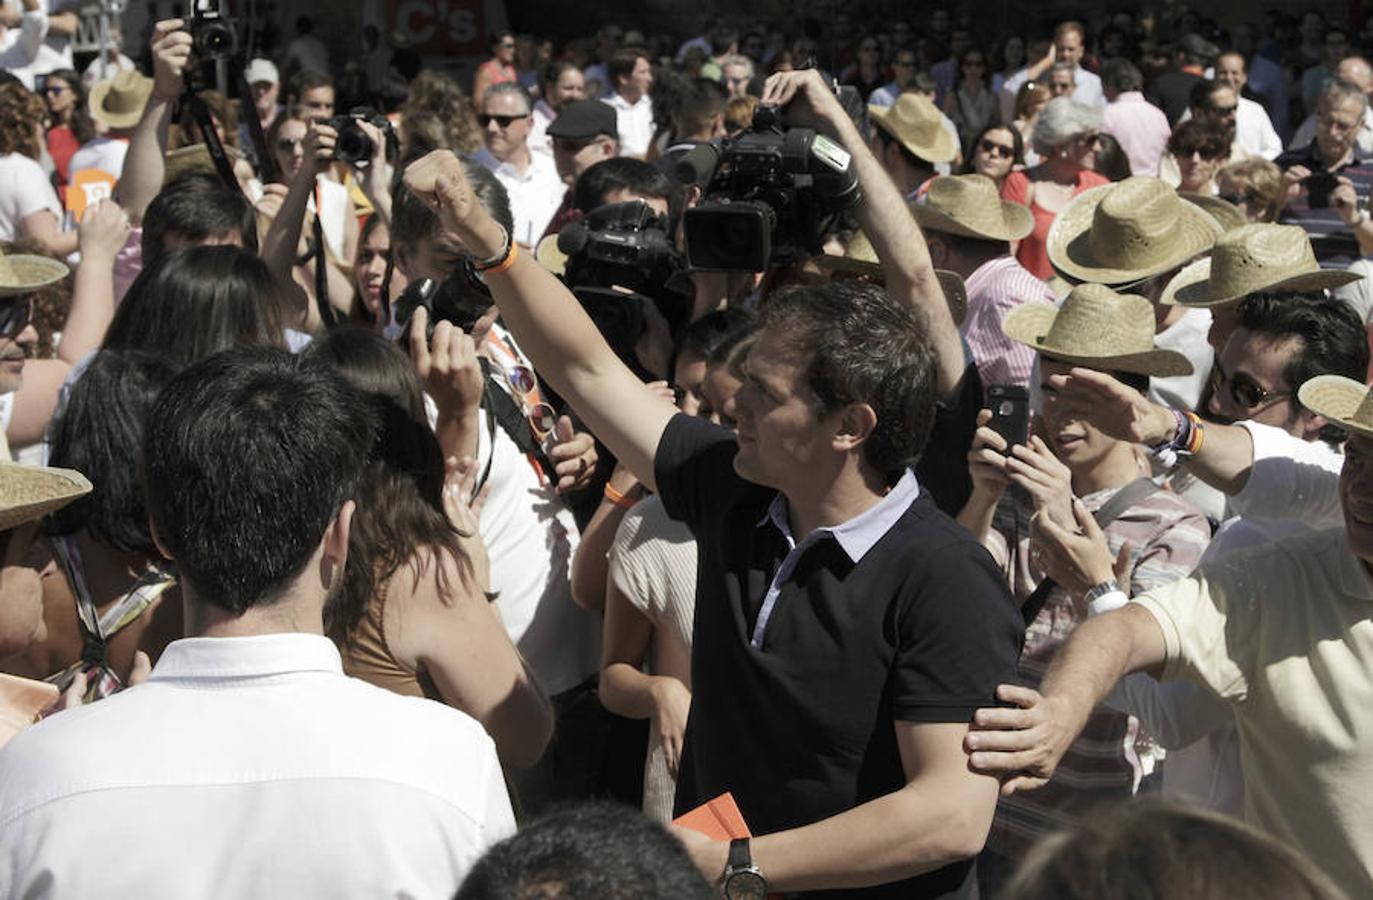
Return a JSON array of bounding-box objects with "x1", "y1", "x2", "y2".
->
[
  {"x1": 679, "y1": 101, "x2": 861, "y2": 272},
  {"x1": 323, "y1": 107, "x2": 392, "y2": 168},
  {"x1": 189, "y1": 0, "x2": 237, "y2": 61},
  {"x1": 392, "y1": 263, "x2": 494, "y2": 340}
]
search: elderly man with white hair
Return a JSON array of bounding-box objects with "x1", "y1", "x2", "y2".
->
[{"x1": 1000, "y1": 97, "x2": 1110, "y2": 282}]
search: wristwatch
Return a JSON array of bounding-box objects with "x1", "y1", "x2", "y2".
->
[
  {"x1": 1083, "y1": 579, "x2": 1122, "y2": 606},
  {"x1": 723, "y1": 838, "x2": 768, "y2": 900}
]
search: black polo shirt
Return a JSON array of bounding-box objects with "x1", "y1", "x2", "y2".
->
[{"x1": 657, "y1": 414, "x2": 1024, "y2": 900}]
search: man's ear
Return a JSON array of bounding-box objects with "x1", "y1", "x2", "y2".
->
[
  {"x1": 320, "y1": 500, "x2": 355, "y2": 590},
  {"x1": 1298, "y1": 409, "x2": 1330, "y2": 442},
  {"x1": 832, "y1": 403, "x2": 878, "y2": 453},
  {"x1": 149, "y1": 517, "x2": 174, "y2": 561}
]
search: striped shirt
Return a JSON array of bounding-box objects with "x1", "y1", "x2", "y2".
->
[
  {"x1": 983, "y1": 481, "x2": 1211, "y2": 857},
  {"x1": 962, "y1": 255, "x2": 1057, "y2": 398},
  {"x1": 1275, "y1": 141, "x2": 1373, "y2": 266}
]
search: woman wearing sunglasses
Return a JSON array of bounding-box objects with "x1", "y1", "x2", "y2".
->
[
  {"x1": 962, "y1": 124, "x2": 1024, "y2": 188},
  {"x1": 40, "y1": 70, "x2": 93, "y2": 200}
]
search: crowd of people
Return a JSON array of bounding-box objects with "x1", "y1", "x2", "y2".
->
[{"x1": 1, "y1": 3, "x2": 1373, "y2": 899}]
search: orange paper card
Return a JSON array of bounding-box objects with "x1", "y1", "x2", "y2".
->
[{"x1": 672, "y1": 791, "x2": 751, "y2": 840}]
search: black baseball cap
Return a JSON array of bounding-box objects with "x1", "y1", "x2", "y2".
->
[{"x1": 547, "y1": 100, "x2": 618, "y2": 140}]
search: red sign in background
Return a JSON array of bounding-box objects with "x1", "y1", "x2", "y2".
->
[{"x1": 387, "y1": 0, "x2": 490, "y2": 57}]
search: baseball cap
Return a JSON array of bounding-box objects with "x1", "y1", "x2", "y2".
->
[{"x1": 244, "y1": 58, "x2": 279, "y2": 86}]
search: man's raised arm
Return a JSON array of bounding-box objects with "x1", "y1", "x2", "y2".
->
[
  {"x1": 402, "y1": 151, "x2": 677, "y2": 491},
  {"x1": 759, "y1": 71, "x2": 965, "y2": 400}
]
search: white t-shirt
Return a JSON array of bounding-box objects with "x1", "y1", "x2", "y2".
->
[
  {"x1": 68, "y1": 136, "x2": 129, "y2": 184},
  {"x1": 1150, "y1": 306, "x2": 1213, "y2": 412},
  {"x1": 0, "y1": 153, "x2": 62, "y2": 241},
  {"x1": 605, "y1": 92, "x2": 655, "y2": 158},
  {"x1": 1335, "y1": 258, "x2": 1373, "y2": 325}
]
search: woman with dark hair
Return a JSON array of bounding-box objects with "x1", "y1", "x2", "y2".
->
[
  {"x1": 992, "y1": 35, "x2": 1027, "y2": 98},
  {"x1": 351, "y1": 213, "x2": 407, "y2": 327},
  {"x1": 306, "y1": 326, "x2": 553, "y2": 770},
  {"x1": 945, "y1": 46, "x2": 999, "y2": 147},
  {"x1": 1092, "y1": 132, "x2": 1133, "y2": 181},
  {"x1": 473, "y1": 30, "x2": 518, "y2": 106},
  {"x1": 1163, "y1": 120, "x2": 1230, "y2": 195},
  {"x1": 4, "y1": 350, "x2": 181, "y2": 700},
  {"x1": 963, "y1": 123, "x2": 1024, "y2": 188},
  {"x1": 41, "y1": 70, "x2": 94, "y2": 198},
  {"x1": 103, "y1": 245, "x2": 287, "y2": 365}
]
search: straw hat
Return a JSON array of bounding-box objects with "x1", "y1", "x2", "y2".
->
[
  {"x1": 1300, "y1": 375, "x2": 1373, "y2": 439},
  {"x1": 1161, "y1": 223, "x2": 1362, "y2": 307},
  {"x1": 0, "y1": 250, "x2": 69, "y2": 298},
  {"x1": 811, "y1": 230, "x2": 967, "y2": 325},
  {"x1": 1002, "y1": 282, "x2": 1194, "y2": 377},
  {"x1": 1180, "y1": 192, "x2": 1247, "y2": 233},
  {"x1": 1047, "y1": 176, "x2": 1222, "y2": 285},
  {"x1": 89, "y1": 70, "x2": 154, "y2": 130},
  {"x1": 911, "y1": 174, "x2": 1034, "y2": 241},
  {"x1": 0, "y1": 463, "x2": 92, "y2": 532},
  {"x1": 868, "y1": 94, "x2": 957, "y2": 165}
]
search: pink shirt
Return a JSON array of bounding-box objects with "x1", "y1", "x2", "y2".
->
[
  {"x1": 960, "y1": 255, "x2": 1057, "y2": 396},
  {"x1": 1101, "y1": 91, "x2": 1173, "y2": 178}
]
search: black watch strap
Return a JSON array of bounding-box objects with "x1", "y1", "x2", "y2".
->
[{"x1": 728, "y1": 837, "x2": 751, "y2": 869}]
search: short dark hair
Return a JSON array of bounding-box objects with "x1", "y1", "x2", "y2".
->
[
  {"x1": 1100, "y1": 58, "x2": 1144, "y2": 94},
  {"x1": 960, "y1": 124, "x2": 1025, "y2": 174},
  {"x1": 1093, "y1": 132, "x2": 1133, "y2": 181},
  {"x1": 455, "y1": 801, "x2": 715, "y2": 900},
  {"x1": 288, "y1": 68, "x2": 334, "y2": 101},
  {"x1": 756, "y1": 281, "x2": 937, "y2": 484},
  {"x1": 141, "y1": 172, "x2": 258, "y2": 264},
  {"x1": 573, "y1": 157, "x2": 672, "y2": 214},
  {"x1": 104, "y1": 245, "x2": 285, "y2": 367},
  {"x1": 676, "y1": 306, "x2": 756, "y2": 365},
  {"x1": 391, "y1": 157, "x2": 513, "y2": 253},
  {"x1": 47, "y1": 350, "x2": 179, "y2": 558},
  {"x1": 1188, "y1": 78, "x2": 1229, "y2": 112},
  {"x1": 143, "y1": 347, "x2": 376, "y2": 616},
  {"x1": 1240, "y1": 292, "x2": 1369, "y2": 406},
  {"x1": 609, "y1": 46, "x2": 651, "y2": 85},
  {"x1": 672, "y1": 78, "x2": 729, "y2": 140},
  {"x1": 1168, "y1": 120, "x2": 1229, "y2": 160}
]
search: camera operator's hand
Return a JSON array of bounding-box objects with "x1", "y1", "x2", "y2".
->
[
  {"x1": 409, "y1": 305, "x2": 485, "y2": 421},
  {"x1": 548, "y1": 415, "x2": 598, "y2": 495},
  {"x1": 77, "y1": 198, "x2": 131, "y2": 264},
  {"x1": 759, "y1": 68, "x2": 846, "y2": 132},
  {"x1": 254, "y1": 182, "x2": 288, "y2": 221},
  {"x1": 355, "y1": 119, "x2": 389, "y2": 173},
  {"x1": 150, "y1": 19, "x2": 192, "y2": 100},
  {"x1": 403, "y1": 150, "x2": 505, "y2": 260},
  {"x1": 302, "y1": 122, "x2": 337, "y2": 178}
]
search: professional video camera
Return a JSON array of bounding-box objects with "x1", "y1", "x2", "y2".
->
[
  {"x1": 557, "y1": 200, "x2": 692, "y2": 379},
  {"x1": 189, "y1": 0, "x2": 237, "y2": 60},
  {"x1": 323, "y1": 107, "x2": 393, "y2": 168},
  {"x1": 678, "y1": 101, "x2": 861, "y2": 272}
]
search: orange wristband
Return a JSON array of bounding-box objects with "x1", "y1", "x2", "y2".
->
[
  {"x1": 483, "y1": 239, "x2": 519, "y2": 275},
  {"x1": 603, "y1": 482, "x2": 638, "y2": 510}
]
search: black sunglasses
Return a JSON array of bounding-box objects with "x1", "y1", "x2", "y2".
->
[
  {"x1": 478, "y1": 113, "x2": 528, "y2": 128},
  {"x1": 0, "y1": 295, "x2": 33, "y2": 340},
  {"x1": 1210, "y1": 360, "x2": 1290, "y2": 410}
]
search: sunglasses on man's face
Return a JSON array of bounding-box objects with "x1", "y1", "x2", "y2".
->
[
  {"x1": 1210, "y1": 360, "x2": 1290, "y2": 411},
  {"x1": 478, "y1": 113, "x2": 528, "y2": 128},
  {"x1": 0, "y1": 296, "x2": 34, "y2": 340}
]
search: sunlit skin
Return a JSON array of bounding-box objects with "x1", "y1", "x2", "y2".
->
[
  {"x1": 1054, "y1": 28, "x2": 1084, "y2": 67},
  {"x1": 973, "y1": 127, "x2": 1017, "y2": 182},
  {"x1": 297, "y1": 85, "x2": 335, "y2": 123},
  {"x1": 548, "y1": 68, "x2": 585, "y2": 111},
  {"x1": 1316, "y1": 93, "x2": 1364, "y2": 167},
  {"x1": 1206, "y1": 328, "x2": 1316, "y2": 437},
  {"x1": 0, "y1": 308, "x2": 36, "y2": 395},
  {"x1": 1038, "y1": 358, "x2": 1131, "y2": 473},
  {"x1": 482, "y1": 91, "x2": 532, "y2": 163},
  {"x1": 354, "y1": 222, "x2": 407, "y2": 320},
  {"x1": 273, "y1": 117, "x2": 308, "y2": 181}
]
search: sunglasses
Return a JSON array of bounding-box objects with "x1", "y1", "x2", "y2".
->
[
  {"x1": 478, "y1": 113, "x2": 528, "y2": 128},
  {"x1": 500, "y1": 363, "x2": 558, "y2": 442},
  {"x1": 1209, "y1": 360, "x2": 1291, "y2": 410},
  {"x1": 0, "y1": 296, "x2": 34, "y2": 340},
  {"x1": 1210, "y1": 103, "x2": 1238, "y2": 114},
  {"x1": 979, "y1": 138, "x2": 1014, "y2": 158},
  {"x1": 43, "y1": 84, "x2": 70, "y2": 95}
]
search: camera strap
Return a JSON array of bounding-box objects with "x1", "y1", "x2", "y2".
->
[
  {"x1": 310, "y1": 198, "x2": 338, "y2": 328},
  {"x1": 181, "y1": 84, "x2": 242, "y2": 197},
  {"x1": 237, "y1": 73, "x2": 279, "y2": 184}
]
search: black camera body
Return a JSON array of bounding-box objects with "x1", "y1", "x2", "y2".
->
[
  {"x1": 324, "y1": 107, "x2": 391, "y2": 168},
  {"x1": 190, "y1": 1, "x2": 237, "y2": 61},
  {"x1": 680, "y1": 103, "x2": 861, "y2": 272},
  {"x1": 558, "y1": 200, "x2": 679, "y2": 275},
  {"x1": 392, "y1": 263, "x2": 494, "y2": 341}
]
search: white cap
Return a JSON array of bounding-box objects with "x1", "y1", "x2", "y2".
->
[{"x1": 244, "y1": 58, "x2": 279, "y2": 86}]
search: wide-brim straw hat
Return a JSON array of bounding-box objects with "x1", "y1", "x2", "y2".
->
[
  {"x1": 0, "y1": 463, "x2": 92, "y2": 532},
  {"x1": 1002, "y1": 282, "x2": 1194, "y2": 378},
  {"x1": 810, "y1": 230, "x2": 967, "y2": 325},
  {"x1": 1299, "y1": 375, "x2": 1373, "y2": 439},
  {"x1": 1047, "y1": 176, "x2": 1222, "y2": 285},
  {"x1": 0, "y1": 252, "x2": 70, "y2": 298},
  {"x1": 868, "y1": 93, "x2": 957, "y2": 165},
  {"x1": 912, "y1": 174, "x2": 1034, "y2": 241},
  {"x1": 1180, "y1": 192, "x2": 1247, "y2": 233},
  {"x1": 1162, "y1": 223, "x2": 1362, "y2": 307},
  {"x1": 89, "y1": 70, "x2": 154, "y2": 130}
]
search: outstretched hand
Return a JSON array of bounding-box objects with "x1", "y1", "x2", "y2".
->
[
  {"x1": 1044, "y1": 367, "x2": 1175, "y2": 447},
  {"x1": 758, "y1": 68, "x2": 845, "y2": 131}
]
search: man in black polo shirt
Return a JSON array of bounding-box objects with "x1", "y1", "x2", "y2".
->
[
  {"x1": 1277, "y1": 78, "x2": 1373, "y2": 264},
  {"x1": 403, "y1": 69, "x2": 1022, "y2": 899}
]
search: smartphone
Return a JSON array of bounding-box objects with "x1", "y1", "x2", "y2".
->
[
  {"x1": 1306, "y1": 172, "x2": 1339, "y2": 210},
  {"x1": 987, "y1": 384, "x2": 1030, "y2": 452}
]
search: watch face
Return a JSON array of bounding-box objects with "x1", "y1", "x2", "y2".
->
[{"x1": 724, "y1": 870, "x2": 768, "y2": 900}]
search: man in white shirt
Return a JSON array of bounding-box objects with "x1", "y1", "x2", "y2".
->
[
  {"x1": 1000, "y1": 21, "x2": 1104, "y2": 123},
  {"x1": 473, "y1": 83, "x2": 565, "y2": 247},
  {"x1": 1212, "y1": 51, "x2": 1284, "y2": 160},
  {"x1": 603, "y1": 45, "x2": 655, "y2": 158},
  {"x1": 70, "y1": 69, "x2": 151, "y2": 184},
  {"x1": 0, "y1": 348, "x2": 516, "y2": 899},
  {"x1": 530, "y1": 61, "x2": 585, "y2": 160}
]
